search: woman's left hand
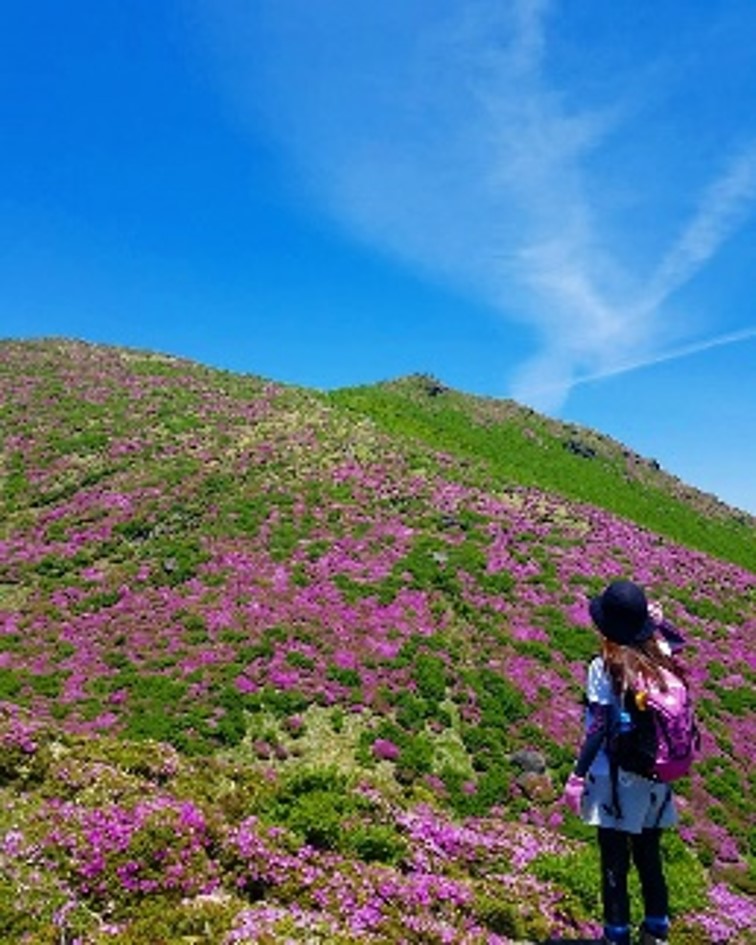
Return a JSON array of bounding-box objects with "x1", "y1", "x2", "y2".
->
[
  {"x1": 561, "y1": 772, "x2": 585, "y2": 816},
  {"x1": 648, "y1": 600, "x2": 664, "y2": 625}
]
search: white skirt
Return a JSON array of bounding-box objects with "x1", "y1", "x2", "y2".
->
[{"x1": 580, "y1": 770, "x2": 678, "y2": 833}]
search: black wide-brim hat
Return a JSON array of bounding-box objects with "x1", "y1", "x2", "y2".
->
[{"x1": 589, "y1": 579, "x2": 656, "y2": 646}]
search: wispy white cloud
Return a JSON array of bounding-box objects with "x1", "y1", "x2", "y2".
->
[
  {"x1": 518, "y1": 325, "x2": 756, "y2": 400},
  {"x1": 199, "y1": 0, "x2": 756, "y2": 413},
  {"x1": 483, "y1": 5, "x2": 756, "y2": 411},
  {"x1": 506, "y1": 138, "x2": 756, "y2": 410}
]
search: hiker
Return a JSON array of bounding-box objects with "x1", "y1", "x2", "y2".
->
[{"x1": 561, "y1": 579, "x2": 694, "y2": 945}]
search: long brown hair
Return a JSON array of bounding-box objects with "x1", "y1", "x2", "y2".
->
[{"x1": 601, "y1": 634, "x2": 685, "y2": 696}]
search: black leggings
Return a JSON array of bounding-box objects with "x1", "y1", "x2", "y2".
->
[{"x1": 598, "y1": 827, "x2": 668, "y2": 928}]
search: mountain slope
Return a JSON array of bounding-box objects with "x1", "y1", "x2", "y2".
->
[
  {"x1": 0, "y1": 339, "x2": 754, "y2": 943},
  {"x1": 329, "y1": 374, "x2": 755, "y2": 571}
]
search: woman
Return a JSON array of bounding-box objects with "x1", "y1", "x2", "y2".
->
[{"x1": 562, "y1": 579, "x2": 686, "y2": 945}]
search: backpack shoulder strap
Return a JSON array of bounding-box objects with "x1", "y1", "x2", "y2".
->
[{"x1": 604, "y1": 686, "x2": 627, "y2": 821}]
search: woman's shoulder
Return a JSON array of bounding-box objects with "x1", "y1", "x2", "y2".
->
[
  {"x1": 586, "y1": 655, "x2": 613, "y2": 703},
  {"x1": 586, "y1": 654, "x2": 606, "y2": 678}
]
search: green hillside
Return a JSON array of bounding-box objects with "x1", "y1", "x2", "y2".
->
[
  {"x1": 0, "y1": 339, "x2": 754, "y2": 944},
  {"x1": 329, "y1": 375, "x2": 755, "y2": 571}
]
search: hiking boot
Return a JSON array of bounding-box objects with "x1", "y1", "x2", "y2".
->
[
  {"x1": 637, "y1": 927, "x2": 668, "y2": 944},
  {"x1": 600, "y1": 932, "x2": 631, "y2": 945}
]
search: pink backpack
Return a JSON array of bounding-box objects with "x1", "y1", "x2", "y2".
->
[
  {"x1": 609, "y1": 668, "x2": 699, "y2": 783},
  {"x1": 643, "y1": 669, "x2": 699, "y2": 781}
]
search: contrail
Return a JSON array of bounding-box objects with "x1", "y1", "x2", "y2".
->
[
  {"x1": 523, "y1": 325, "x2": 756, "y2": 397},
  {"x1": 642, "y1": 145, "x2": 756, "y2": 314}
]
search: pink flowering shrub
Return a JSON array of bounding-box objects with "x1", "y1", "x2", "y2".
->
[
  {"x1": 0, "y1": 704, "x2": 52, "y2": 785},
  {"x1": 687, "y1": 883, "x2": 756, "y2": 943},
  {"x1": 36, "y1": 795, "x2": 218, "y2": 902},
  {"x1": 372, "y1": 737, "x2": 401, "y2": 761},
  {"x1": 0, "y1": 719, "x2": 751, "y2": 942}
]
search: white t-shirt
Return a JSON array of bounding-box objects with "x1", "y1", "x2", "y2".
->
[{"x1": 584, "y1": 656, "x2": 614, "y2": 776}]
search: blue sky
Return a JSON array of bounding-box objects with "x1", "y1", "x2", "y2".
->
[{"x1": 2, "y1": 1, "x2": 755, "y2": 515}]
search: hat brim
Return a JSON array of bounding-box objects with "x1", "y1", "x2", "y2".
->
[{"x1": 588, "y1": 595, "x2": 604, "y2": 630}]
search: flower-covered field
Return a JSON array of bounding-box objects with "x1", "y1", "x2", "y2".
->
[{"x1": 0, "y1": 339, "x2": 754, "y2": 943}]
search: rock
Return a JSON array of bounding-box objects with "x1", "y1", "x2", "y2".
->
[
  {"x1": 412, "y1": 373, "x2": 448, "y2": 397},
  {"x1": 516, "y1": 771, "x2": 557, "y2": 802},
  {"x1": 564, "y1": 438, "x2": 596, "y2": 459},
  {"x1": 510, "y1": 749, "x2": 547, "y2": 774},
  {"x1": 439, "y1": 514, "x2": 466, "y2": 530}
]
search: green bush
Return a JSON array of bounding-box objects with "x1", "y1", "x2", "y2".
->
[
  {"x1": 34, "y1": 554, "x2": 79, "y2": 579},
  {"x1": 284, "y1": 790, "x2": 345, "y2": 849},
  {"x1": 444, "y1": 762, "x2": 512, "y2": 816},
  {"x1": 414, "y1": 652, "x2": 447, "y2": 703},
  {"x1": 0, "y1": 879, "x2": 59, "y2": 942},
  {"x1": 269, "y1": 521, "x2": 299, "y2": 561},
  {"x1": 244, "y1": 685, "x2": 310, "y2": 719},
  {"x1": 702, "y1": 758, "x2": 750, "y2": 814},
  {"x1": 115, "y1": 517, "x2": 154, "y2": 541},
  {"x1": 534, "y1": 604, "x2": 597, "y2": 662},
  {"x1": 123, "y1": 708, "x2": 183, "y2": 744},
  {"x1": 71, "y1": 589, "x2": 122, "y2": 614},
  {"x1": 712, "y1": 684, "x2": 756, "y2": 717},
  {"x1": 661, "y1": 832, "x2": 709, "y2": 915},
  {"x1": 327, "y1": 665, "x2": 362, "y2": 688},
  {"x1": 345, "y1": 824, "x2": 407, "y2": 864},
  {"x1": 1, "y1": 452, "x2": 30, "y2": 509},
  {"x1": 473, "y1": 888, "x2": 550, "y2": 941},
  {"x1": 394, "y1": 691, "x2": 432, "y2": 731},
  {"x1": 393, "y1": 537, "x2": 462, "y2": 597},
  {"x1": 0, "y1": 668, "x2": 23, "y2": 700},
  {"x1": 460, "y1": 722, "x2": 507, "y2": 764},
  {"x1": 152, "y1": 536, "x2": 209, "y2": 585},
  {"x1": 286, "y1": 651, "x2": 316, "y2": 669},
  {"x1": 102, "y1": 896, "x2": 240, "y2": 944},
  {"x1": 512, "y1": 638, "x2": 553, "y2": 662},
  {"x1": 473, "y1": 894, "x2": 527, "y2": 938},
  {"x1": 276, "y1": 765, "x2": 349, "y2": 802},
  {"x1": 270, "y1": 766, "x2": 357, "y2": 850},
  {"x1": 467, "y1": 667, "x2": 527, "y2": 726},
  {"x1": 532, "y1": 846, "x2": 602, "y2": 919},
  {"x1": 215, "y1": 708, "x2": 247, "y2": 747}
]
